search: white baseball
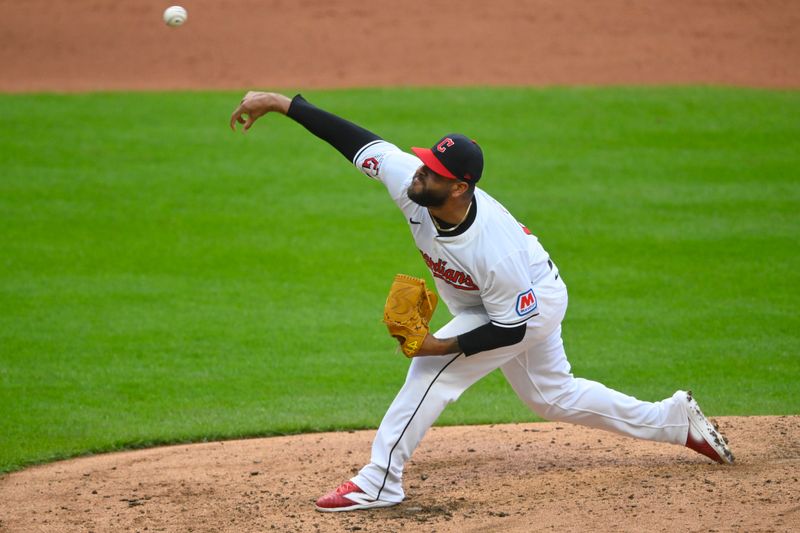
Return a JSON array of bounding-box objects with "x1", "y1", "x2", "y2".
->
[{"x1": 163, "y1": 5, "x2": 188, "y2": 27}]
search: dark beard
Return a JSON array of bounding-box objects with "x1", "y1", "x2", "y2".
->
[{"x1": 407, "y1": 185, "x2": 449, "y2": 207}]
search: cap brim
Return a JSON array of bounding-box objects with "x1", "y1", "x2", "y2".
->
[{"x1": 411, "y1": 147, "x2": 458, "y2": 180}]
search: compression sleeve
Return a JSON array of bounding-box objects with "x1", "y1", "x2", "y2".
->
[
  {"x1": 286, "y1": 94, "x2": 382, "y2": 162},
  {"x1": 457, "y1": 322, "x2": 527, "y2": 356}
]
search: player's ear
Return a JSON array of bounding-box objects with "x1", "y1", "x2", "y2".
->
[{"x1": 451, "y1": 180, "x2": 470, "y2": 198}]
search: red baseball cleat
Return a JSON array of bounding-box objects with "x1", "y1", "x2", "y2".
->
[
  {"x1": 315, "y1": 481, "x2": 398, "y2": 512},
  {"x1": 683, "y1": 390, "x2": 734, "y2": 464}
]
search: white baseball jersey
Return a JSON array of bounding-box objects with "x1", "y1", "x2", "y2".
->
[{"x1": 354, "y1": 140, "x2": 553, "y2": 328}]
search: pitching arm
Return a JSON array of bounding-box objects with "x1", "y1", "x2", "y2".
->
[{"x1": 230, "y1": 92, "x2": 381, "y2": 162}]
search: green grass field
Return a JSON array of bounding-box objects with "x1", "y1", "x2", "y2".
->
[{"x1": 1, "y1": 87, "x2": 798, "y2": 474}]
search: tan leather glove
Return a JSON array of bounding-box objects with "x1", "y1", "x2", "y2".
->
[{"x1": 383, "y1": 274, "x2": 438, "y2": 357}]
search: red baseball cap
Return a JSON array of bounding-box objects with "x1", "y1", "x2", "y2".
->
[{"x1": 412, "y1": 133, "x2": 484, "y2": 182}]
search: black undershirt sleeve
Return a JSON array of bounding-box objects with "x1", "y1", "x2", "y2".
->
[
  {"x1": 286, "y1": 94, "x2": 382, "y2": 162},
  {"x1": 457, "y1": 322, "x2": 527, "y2": 356}
]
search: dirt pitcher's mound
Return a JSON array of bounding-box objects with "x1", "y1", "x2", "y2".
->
[{"x1": 1, "y1": 416, "x2": 798, "y2": 532}]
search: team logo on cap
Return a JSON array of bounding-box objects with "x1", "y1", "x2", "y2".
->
[
  {"x1": 516, "y1": 289, "x2": 538, "y2": 316},
  {"x1": 436, "y1": 138, "x2": 455, "y2": 153}
]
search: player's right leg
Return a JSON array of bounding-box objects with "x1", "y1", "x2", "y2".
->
[{"x1": 500, "y1": 327, "x2": 733, "y2": 463}]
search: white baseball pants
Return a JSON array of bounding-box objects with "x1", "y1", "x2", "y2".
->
[{"x1": 352, "y1": 269, "x2": 691, "y2": 503}]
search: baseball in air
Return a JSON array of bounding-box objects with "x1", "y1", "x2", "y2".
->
[{"x1": 163, "y1": 5, "x2": 188, "y2": 27}]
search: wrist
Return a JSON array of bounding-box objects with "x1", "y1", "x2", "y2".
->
[
  {"x1": 421, "y1": 334, "x2": 460, "y2": 356},
  {"x1": 272, "y1": 93, "x2": 292, "y2": 115}
]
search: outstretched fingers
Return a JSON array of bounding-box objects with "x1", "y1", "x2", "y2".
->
[
  {"x1": 230, "y1": 102, "x2": 264, "y2": 132},
  {"x1": 230, "y1": 92, "x2": 291, "y2": 132},
  {"x1": 229, "y1": 94, "x2": 260, "y2": 132},
  {"x1": 229, "y1": 105, "x2": 247, "y2": 131}
]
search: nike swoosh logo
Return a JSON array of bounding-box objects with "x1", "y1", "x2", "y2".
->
[{"x1": 409, "y1": 217, "x2": 422, "y2": 225}]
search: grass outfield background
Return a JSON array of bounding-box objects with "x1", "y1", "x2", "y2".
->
[{"x1": 0, "y1": 87, "x2": 798, "y2": 473}]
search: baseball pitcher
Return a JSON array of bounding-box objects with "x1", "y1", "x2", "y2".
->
[{"x1": 229, "y1": 92, "x2": 734, "y2": 512}]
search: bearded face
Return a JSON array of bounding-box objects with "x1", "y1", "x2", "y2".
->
[{"x1": 406, "y1": 166, "x2": 453, "y2": 207}]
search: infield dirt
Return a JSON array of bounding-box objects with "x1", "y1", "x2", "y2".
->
[
  {"x1": 1, "y1": 0, "x2": 799, "y2": 91},
  {"x1": 1, "y1": 1, "x2": 798, "y2": 532},
  {"x1": 1, "y1": 417, "x2": 799, "y2": 532}
]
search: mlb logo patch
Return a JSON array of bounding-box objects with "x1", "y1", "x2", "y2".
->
[{"x1": 516, "y1": 289, "x2": 538, "y2": 316}]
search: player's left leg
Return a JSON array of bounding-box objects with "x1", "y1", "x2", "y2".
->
[
  {"x1": 344, "y1": 309, "x2": 529, "y2": 506},
  {"x1": 317, "y1": 309, "x2": 538, "y2": 512}
]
